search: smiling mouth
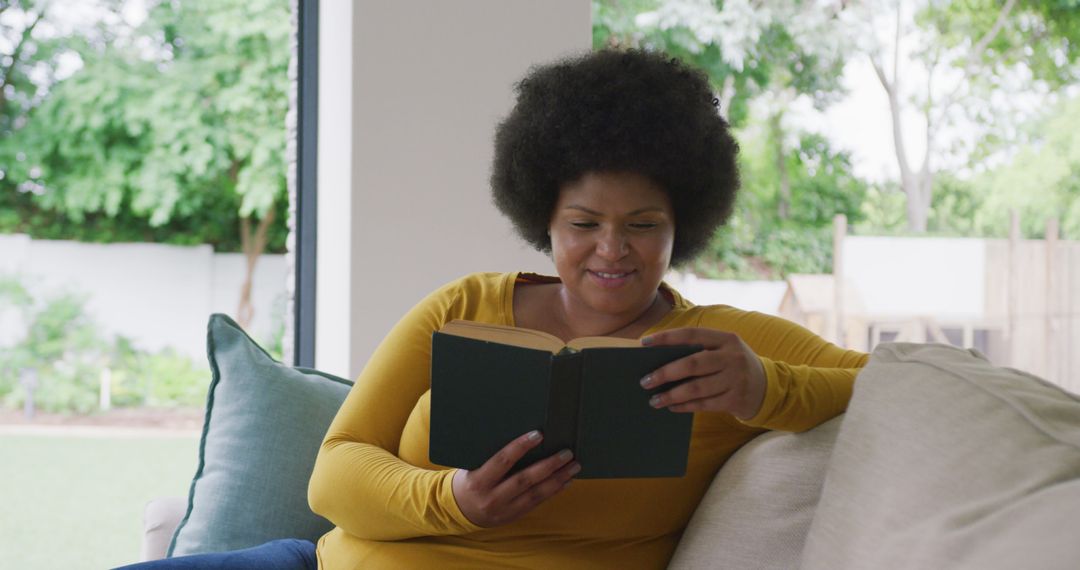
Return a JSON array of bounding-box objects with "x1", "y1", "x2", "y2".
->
[{"x1": 588, "y1": 270, "x2": 636, "y2": 285}]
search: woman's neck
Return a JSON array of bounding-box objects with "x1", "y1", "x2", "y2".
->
[{"x1": 553, "y1": 288, "x2": 669, "y2": 340}]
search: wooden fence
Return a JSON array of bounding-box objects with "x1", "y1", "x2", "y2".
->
[
  {"x1": 984, "y1": 215, "x2": 1079, "y2": 391},
  {"x1": 826, "y1": 214, "x2": 1078, "y2": 394}
]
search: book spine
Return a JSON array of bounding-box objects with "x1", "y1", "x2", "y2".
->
[{"x1": 543, "y1": 352, "x2": 583, "y2": 458}]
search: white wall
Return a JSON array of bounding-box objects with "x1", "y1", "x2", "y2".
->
[
  {"x1": 0, "y1": 234, "x2": 286, "y2": 362},
  {"x1": 317, "y1": 1, "x2": 590, "y2": 379},
  {"x1": 665, "y1": 273, "x2": 787, "y2": 316},
  {"x1": 842, "y1": 236, "x2": 986, "y2": 320}
]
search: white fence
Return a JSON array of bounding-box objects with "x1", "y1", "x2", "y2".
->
[
  {"x1": 0, "y1": 234, "x2": 287, "y2": 363},
  {"x1": 3, "y1": 232, "x2": 1072, "y2": 394}
]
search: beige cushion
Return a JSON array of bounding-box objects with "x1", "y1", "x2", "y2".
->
[
  {"x1": 668, "y1": 415, "x2": 843, "y2": 570},
  {"x1": 801, "y1": 343, "x2": 1080, "y2": 570},
  {"x1": 140, "y1": 496, "x2": 187, "y2": 562}
]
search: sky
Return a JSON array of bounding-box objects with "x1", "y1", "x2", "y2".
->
[{"x1": 815, "y1": 59, "x2": 906, "y2": 183}]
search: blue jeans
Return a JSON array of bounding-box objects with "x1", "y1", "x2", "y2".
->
[{"x1": 113, "y1": 539, "x2": 317, "y2": 570}]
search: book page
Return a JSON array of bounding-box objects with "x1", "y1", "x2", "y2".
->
[
  {"x1": 439, "y1": 320, "x2": 565, "y2": 353},
  {"x1": 439, "y1": 320, "x2": 644, "y2": 353},
  {"x1": 566, "y1": 336, "x2": 644, "y2": 350}
]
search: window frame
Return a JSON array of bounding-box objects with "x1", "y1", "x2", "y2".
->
[{"x1": 294, "y1": 0, "x2": 318, "y2": 367}]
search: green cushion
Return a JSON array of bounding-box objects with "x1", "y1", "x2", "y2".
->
[{"x1": 167, "y1": 314, "x2": 352, "y2": 556}]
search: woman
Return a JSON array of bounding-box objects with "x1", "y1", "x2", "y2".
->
[
  {"x1": 119, "y1": 49, "x2": 866, "y2": 570},
  {"x1": 306, "y1": 49, "x2": 867, "y2": 569}
]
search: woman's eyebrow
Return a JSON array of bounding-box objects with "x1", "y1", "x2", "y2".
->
[
  {"x1": 563, "y1": 205, "x2": 602, "y2": 215},
  {"x1": 563, "y1": 205, "x2": 666, "y2": 215}
]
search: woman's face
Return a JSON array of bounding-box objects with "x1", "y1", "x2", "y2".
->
[{"x1": 549, "y1": 171, "x2": 675, "y2": 320}]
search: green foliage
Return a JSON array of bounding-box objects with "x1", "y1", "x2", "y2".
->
[
  {"x1": 0, "y1": 276, "x2": 36, "y2": 397},
  {"x1": 787, "y1": 134, "x2": 867, "y2": 226},
  {"x1": 591, "y1": 0, "x2": 653, "y2": 49},
  {"x1": 693, "y1": 220, "x2": 834, "y2": 280},
  {"x1": 912, "y1": 0, "x2": 1080, "y2": 189},
  {"x1": 925, "y1": 174, "x2": 982, "y2": 236},
  {"x1": 738, "y1": 128, "x2": 867, "y2": 227},
  {"x1": 0, "y1": 0, "x2": 289, "y2": 252},
  {"x1": 0, "y1": 181, "x2": 287, "y2": 251},
  {"x1": 594, "y1": 0, "x2": 1080, "y2": 271},
  {"x1": 593, "y1": 0, "x2": 848, "y2": 128},
  {"x1": 108, "y1": 343, "x2": 208, "y2": 408},
  {"x1": 920, "y1": 0, "x2": 1080, "y2": 87},
  {"x1": 1, "y1": 0, "x2": 119, "y2": 132},
  {"x1": 694, "y1": 120, "x2": 868, "y2": 279},
  {"x1": 0, "y1": 274, "x2": 208, "y2": 413},
  {"x1": 856, "y1": 183, "x2": 908, "y2": 235},
  {"x1": 964, "y1": 95, "x2": 1080, "y2": 239},
  {"x1": 0, "y1": 281, "x2": 109, "y2": 413},
  {"x1": 856, "y1": 93, "x2": 1080, "y2": 240},
  {"x1": 261, "y1": 293, "x2": 287, "y2": 362},
  {"x1": 593, "y1": 0, "x2": 754, "y2": 126},
  {"x1": 856, "y1": 176, "x2": 987, "y2": 238},
  {"x1": 592, "y1": 1, "x2": 867, "y2": 278}
]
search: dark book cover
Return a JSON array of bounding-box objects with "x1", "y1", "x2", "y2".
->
[{"x1": 429, "y1": 331, "x2": 699, "y2": 478}]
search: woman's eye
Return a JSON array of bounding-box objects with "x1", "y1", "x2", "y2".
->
[
  {"x1": 571, "y1": 222, "x2": 598, "y2": 229},
  {"x1": 629, "y1": 223, "x2": 658, "y2": 230}
]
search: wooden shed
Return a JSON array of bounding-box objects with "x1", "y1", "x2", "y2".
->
[{"x1": 778, "y1": 274, "x2": 867, "y2": 350}]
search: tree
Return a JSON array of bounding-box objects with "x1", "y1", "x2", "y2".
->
[
  {"x1": 1, "y1": 0, "x2": 290, "y2": 328},
  {"x1": 593, "y1": 1, "x2": 867, "y2": 278},
  {"x1": 2, "y1": 0, "x2": 124, "y2": 175},
  {"x1": 969, "y1": 94, "x2": 1080, "y2": 239},
  {"x1": 636, "y1": 0, "x2": 852, "y2": 220},
  {"x1": 697, "y1": 123, "x2": 868, "y2": 279},
  {"x1": 595, "y1": 0, "x2": 855, "y2": 227},
  {"x1": 3, "y1": 0, "x2": 67, "y2": 135},
  {"x1": 844, "y1": 0, "x2": 1080, "y2": 231}
]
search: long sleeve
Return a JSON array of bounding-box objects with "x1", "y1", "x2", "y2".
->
[
  {"x1": 697, "y1": 308, "x2": 869, "y2": 433},
  {"x1": 308, "y1": 276, "x2": 866, "y2": 568},
  {"x1": 307, "y1": 278, "x2": 484, "y2": 541}
]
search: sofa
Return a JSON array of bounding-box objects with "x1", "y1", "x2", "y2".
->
[{"x1": 137, "y1": 315, "x2": 1080, "y2": 569}]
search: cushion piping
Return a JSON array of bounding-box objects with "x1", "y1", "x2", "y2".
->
[{"x1": 165, "y1": 314, "x2": 228, "y2": 557}]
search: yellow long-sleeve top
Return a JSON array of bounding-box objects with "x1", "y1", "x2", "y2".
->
[{"x1": 308, "y1": 272, "x2": 868, "y2": 569}]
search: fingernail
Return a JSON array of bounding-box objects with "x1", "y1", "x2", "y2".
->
[
  {"x1": 569, "y1": 463, "x2": 582, "y2": 475},
  {"x1": 527, "y1": 430, "x2": 541, "y2": 441},
  {"x1": 558, "y1": 449, "x2": 573, "y2": 461},
  {"x1": 649, "y1": 395, "x2": 662, "y2": 408},
  {"x1": 641, "y1": 336, "x2": 654, "y2": 346},
  {"x1": 640, "y1": 375, "x2": 652, "y2": 388}
]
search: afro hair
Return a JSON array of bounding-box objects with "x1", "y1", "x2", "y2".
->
[{"x1": 490, "y1": 49, "x2": 740, "y2": 267}]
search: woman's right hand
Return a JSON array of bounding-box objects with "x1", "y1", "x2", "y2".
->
[{"x1": 451, "y1": 430, "x2": 580, "y2": 527}]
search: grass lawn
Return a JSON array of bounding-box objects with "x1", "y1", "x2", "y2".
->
[{"x1": 1, "y1": 431, "x2": 200, "y2": 569}]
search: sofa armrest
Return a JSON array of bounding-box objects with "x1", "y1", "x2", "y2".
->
[
  {"x1": 140, "y1": 496, "x2": 187, "y2": 562},
  {"x1": 668, "y1": 416, "x2": 842, "y2": 570}
]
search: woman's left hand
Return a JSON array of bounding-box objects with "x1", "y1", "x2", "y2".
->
[{"x1": 640, "y1": 328, "x2": 767, "y2": 420}]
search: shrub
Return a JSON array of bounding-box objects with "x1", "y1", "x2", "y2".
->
[{"x1": 0, "y1": 273, "x2": 209, "y2": 414}]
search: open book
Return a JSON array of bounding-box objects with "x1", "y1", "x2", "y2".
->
[{"x1": 428, "y1": 320, "x2": 700, "y2": 478}]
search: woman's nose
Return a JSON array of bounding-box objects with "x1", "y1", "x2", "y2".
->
[{"x1": 596, "y1": 229, "x2": 629, "y2": 260}]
